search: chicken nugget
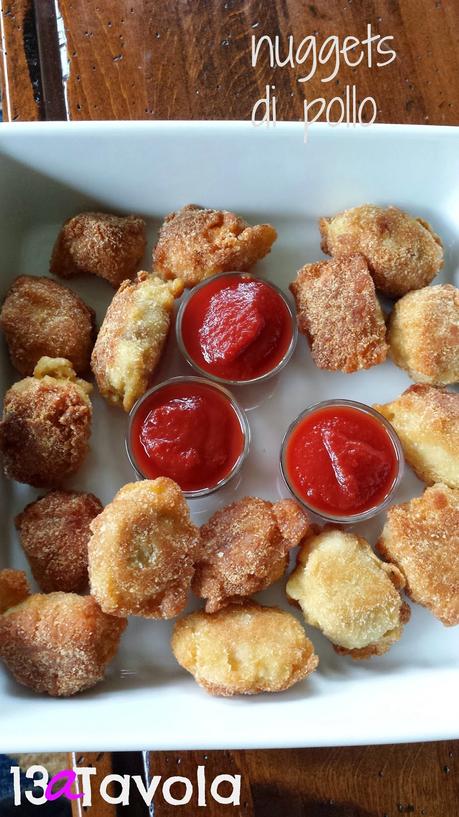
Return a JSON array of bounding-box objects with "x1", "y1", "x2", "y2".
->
[
  {"x1": 320, "y1": 205, "x2": 443, "y2": 297},
  {"x1": 374, "y1": 385, "x2": 459, "y2": 488},
  {"x1": 91, "y1": 272, "x2": 184, "y2": 412},
  {"x1": 153, "y1": 204, "x2": 277, "y2": 288},
  {"x1": 388, "y1": 285, "x2": 459, "y2": 385},
  {"x1": 0, "y1": 569, "x2": 30, "y2": 614},
  {"x1": 0, "y1": 592, "x2": 126, "y2": 696},
  {"x1": 171, "y1": 601, "x2": 318, "y2": 696},
  {"x1": 88, "y1": 478, "x2": 199, "y2": 618},
  {"x1": 0, "y1": 357, "x2": 92, "y2": 488},
  {"x1": 0, "y1": 275, "x2": 95, "y2": 376},
  {"x1": 50, "y1": 212, "x2": 146, "y2": 288},
  {"x1": 377, "y1": 483, "x2": 459, "y2": 626},
  {"x1": 290, "y1": 254, "x2": 387, "y2": 372},
  {"x1": 16, "y1": 490, "x2": 103, "y2": 593},
  {"x1": 286, "y1": 527, "x2": 410, "y2": 658},
  {"x1": 193, "y1": 497, "x2": 311, "y2": 613}
]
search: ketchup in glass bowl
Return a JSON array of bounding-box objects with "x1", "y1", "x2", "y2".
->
[
  {"x1": 280, "y1": 399, "x2": 403, "y2": 523},
  {"x1": 176, "y1": 272, "x2": 297, "y2": 385},
  {"x1": 127, "y1": 377, "x2": 250, "y2": 498}
]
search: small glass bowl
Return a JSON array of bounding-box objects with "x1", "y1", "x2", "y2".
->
[
  {"x1": 176, "y1": 271, "x2": 298, "y2": 387},
  {"x1": 280, "y1": 399, "x2": 404, "y2": 524},
  {"x1": 126, "y1": 376, "x2": 251, "y2": 499}
]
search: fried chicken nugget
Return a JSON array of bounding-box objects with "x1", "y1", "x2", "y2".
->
[
  {"x1": 91, "y1": 272, "x2": 184, "y2": 412},
  {"x1": 0, "y1": 593, "x2": 126, "y2": 696},
  {"x1": 171, "y1": 601, "x2": 318, "y2": 696},
  {"x1": 15, "y1": 490, "x2": 103, "y2": 593},
  {"x1": 50, "y1": 212, "x2": 146, "y2": 288},
  {"x1": 320, "y1": 205, "x2": 443, "y2": 298},
  {"x1": 374, "y1": 385, "x2": 459, "y2": 489},
  {"x1": 388, "y1": 285, "x2": 459, "y2": 385},
  {"x1": 193, "y1": 497, "x2": 311, "y2": 613},
  {"x1": 153, "y1": 204, "x2": 277, "y2": 288},
  {"x1": 377, "y1": 484, "x2": 459, "y2": 626},
  {"x1": 290, "y1": 254, "x2": 388, "y2": 372},
  {"x1": 286, "y1": 528, "x2": 410, "y2": 658},
  {"x1": 0, "y1": 357, "x2": 92, "y2": 488},
  {"x1": 0, "y1": 569, "x2": 30, "y2": 614},
  {"x1": 0, "y1": 275, "x2": 95, "y2": 376},
  {"x1": 88, "y1": 478, "x2": 199, "y2": 618}
]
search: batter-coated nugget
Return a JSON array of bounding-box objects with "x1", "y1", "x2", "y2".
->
[
  {"x1": 193, "y1": 497, "x2": 311, "y2": 613},
  {"x1": 171, "y1": 601, "x2": 318, "y2": 696},
  {"x1": 50, "y1": 212, "x2": 146, "y2": 288},
  {"x1": 91, "y1": 272, "x2": 184, "y2": 412},
  {"x1": 88, "y1": 478, "x2": 199, "y2": 618},
  {"x1": 374, "y1": 385, "x2": 459, "y2": 489},
  {"x1": 0, "y1": 275, "x2": 95, "y2": 376},
  {"x1": 377, "y1": 484, "x2": 459, "y2": 626},
  {"x1": 0, "y1": 357, "x2": 92, "y2": 488},
  {"x1": 388, "y1": 285, "x2": 459, "y2": 385},
  {"x1": 290, "y1": 254, "x2": 387, "y2": 372},
  {"x1": 153, "y1": 204, "x2": 277, "y2": 288},
  {"x1": 0, "y1": 593, "x2": 126, "y2": 696},
  {"x1": 286, "y1": 528, "x2": 410, "y2": 658},
  {"x1": 16, "y1": 490, "x2": 103, "y2": 593},
  {"x1": 0, "y1": 569, "x2": 30, "y2": 614},
  {"x1": 320, "y1": 205, "x2": 443, "y2": 298}
]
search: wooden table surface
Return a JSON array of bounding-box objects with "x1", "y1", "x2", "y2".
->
[{"x1": 2, "y1": 1, "x2": 458, "y2": 815}]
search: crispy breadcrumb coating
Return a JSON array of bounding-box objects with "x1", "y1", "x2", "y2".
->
[
  {"x1": 0, "y1": 593, "x2": 126, "y2": 696},
  {"x1": 377, "y1": 484, "x2": 459, "y2": 626},
  {"x1": 290, "y1": 255, "x2": 388, "y2": 372},
  {"x1": 171, "y1": 601, "x2": 318, "y2": 696},
  {"x1": 88, "y1": 478, "x2": 199, "y2": 618},
  {"x1": 0, "y1": 275, "x2": 95, "y2": 376},
  {"x1": 16, "y1": 490, "x2": 103, "y2": 593},
  {"x1": 286, "y1": 527, "x2": 409, "y2": 658},
  {"x1": 50, "y1": 212, "x2": 146, "y2": 288},
  {"x1": 374, "y1": 385, "x2": 459, "y2": 488},
  {"x1": 0, "y1": 357, "x2": 92, "y2": 488},
  {"x1": 91, "y1": 272, "x2": 184, "y2": 412},
  {"x1": 0, "y1": 569, "x2": 30, "y2": 614},
  {"x1": 153, "y1": 204, "x2": 277, "y2": 288},
  {"x1": 388, "y1": 285, "x2": 459, "y2": 385},
  {"x1": 193, "y1": 497, "x2": 311, "y2": 613},
  {"x1": 320, "y1": 205, "x2": 443, "y2": 298}
]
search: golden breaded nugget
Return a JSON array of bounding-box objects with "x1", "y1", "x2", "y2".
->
[
  {"x1": 320, "y1": 205, "x2": 443, "y2": 297},
  {"x1": 286, "y1": 528, "x2": 409, "y2": 658},
  {"x1": 50, "y1": 212, "x2": 146, "y2": 288},
  {"x1": 0, "y1": 593, "x2": 126, "y2": 696},
  {"x1": 0, "y1": 569, "x2": 30, "y2": 614},
  {"x1": 388, "y1": 285, "x2": 459, "y2": 385},
  {"x1": 0, "y1": 275, "x2": 95, "y2": 376},
  {"x1": 290, "y1": 255, "x2": 387, "y2": 372},
  {"x1": 0, "y1": 357, "x2": 92, "y2": 488},
  {"x1": 377, "y1": 484, "x2": 459, "y2": 626},
  {"x1": 91, "y1": 272, "x2": 183, "y2": 412},
  {"x1": 16, "y1": 490, "x2": 103, "y2": 593},
  {"x1": 374, "y1": 385, "x2": 459, "y2": 488},
  {"x1": 172, "y1": 602, "x2": 318, "y2": 696},
  {"x1": 88, "y1": 478, "x2": 199, "y2": 618},
  {"x1": 153, "y1": 204, "x2": 277, "y2": 288},
  {"x1": 193, "y1": 497, "x2": 311, "y2": 613}
]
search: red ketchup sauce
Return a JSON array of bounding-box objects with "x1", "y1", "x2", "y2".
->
[
  {"x1": 129, "y1": 381, "x2": 245, "y2": 493},
  {"x1": 284, "y1": 405, "x2": 399, "y2": 517},
  {"x1": 180, "y1": 274, "x2": 293, "y2": 382}
]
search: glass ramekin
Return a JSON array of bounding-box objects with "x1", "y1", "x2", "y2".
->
[
  {"x1": 176, "y1": 271, "x2": 298, "y2": 386},
  {"x1": 280, "y1": 399, "x2": 404, "y2": 524},
  {"x1": 126, "y1": 376, "x2": 251, "y2": 499}
]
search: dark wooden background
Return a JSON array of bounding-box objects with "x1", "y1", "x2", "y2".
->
[
  {"x1": 1, "y1": 0, "x2": 458, "y2": 123},
  {"x1": 2, "y1": 1, "x2": 459, "y2": 815}
]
